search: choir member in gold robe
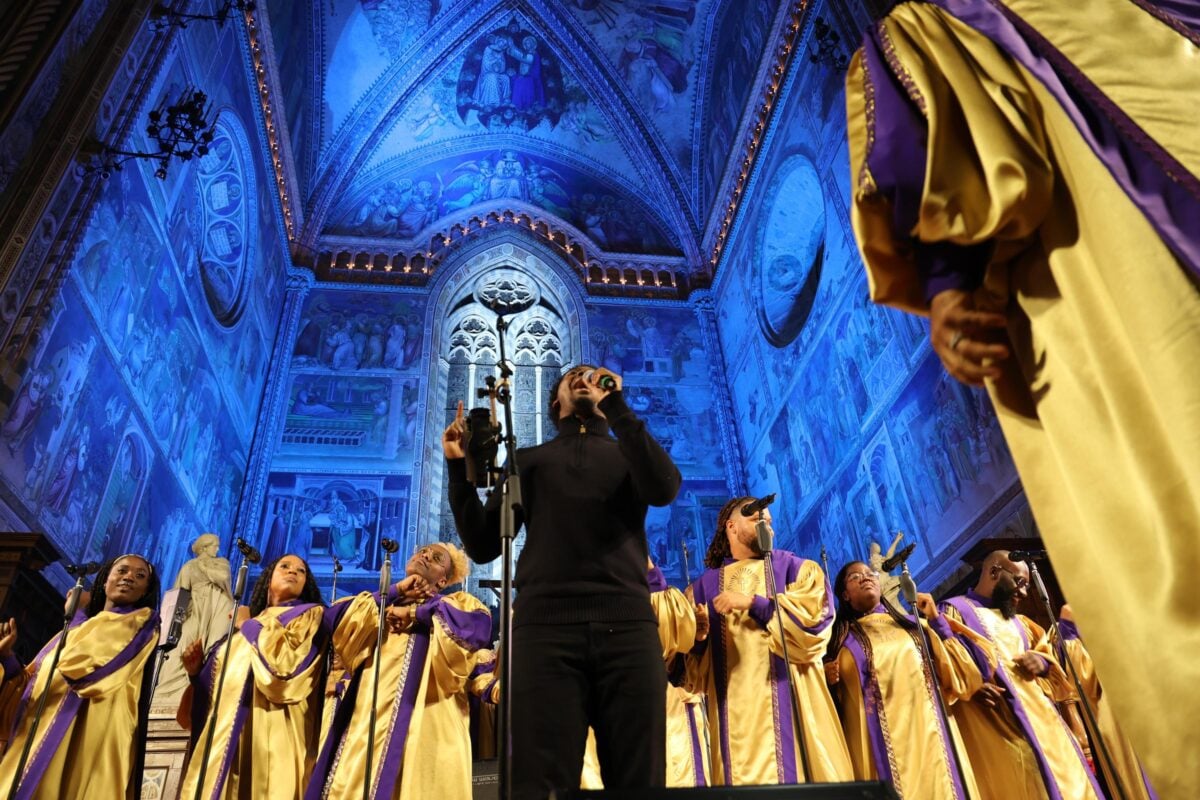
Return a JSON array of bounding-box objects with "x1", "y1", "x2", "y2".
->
[
  {"x1": 827, "y1": 560, "x2": 983, "y2": 799},
  {"x1": 1057, "y1": 605, "x2": 1157, "y2": 800},
  {"x1": 684, "y1": 497, "x2": 852, "y2": 785},
  {"x1": 845, "y1": 3, "x2": 1200, "y2": 794},
  {"x1": 940, "y1": 552, "x2": 1101, "y2": 800},
  {"x1": 177, "y1": 554, "x2": 381, "y2": 800},
  {"x1": 305, "y1": 542, "x2": 492, "y2": 800},
  {"x1": 0, "y1": 554, "x2": 160, "y2": 799}
]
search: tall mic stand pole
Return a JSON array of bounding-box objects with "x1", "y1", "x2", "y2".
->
[
  {"x1": 363, "y1": 538, "x2": 398, "y2": 800},
  {"x1": 1025, "y1": 559, "x2": 1127, "y2": 800},
  {"x1": 193, "y1": 539, "x2": 260, "y2": 800},
  {"x1": 6, "y1": 564, "x2": 93, "y2": 800},
  {"x1": 896, "y1": 560, "x2": 974, "y2": 800},
  {"x1": 753, "y1": 512, "x2": 813, "y2": 783},
  {"x1": 149, "y1": 588, "x2": 190, "y2": 702},
  {"x1": 488, "y1": 313, "x2": 522, "y2": 800},
  {"x1": 331, "y1": 557, "x2": 343, "y2": 602}
]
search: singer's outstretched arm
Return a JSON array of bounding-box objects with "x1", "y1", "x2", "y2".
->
[
  {"x1": 446, "y1": 458, "x2": 510, "y2": 563},
  {"x1": 597, "y1": 391, "x2": 682, "y2": 507}
]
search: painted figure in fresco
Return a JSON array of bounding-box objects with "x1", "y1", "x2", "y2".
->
[
  {"x1": 43, "y1": 424, "x2": 89, "y2": 514},
  {"x1": 442, "y1": 159, "x2": 494, "y2": 213},
  {"x1": 473, "y1": 34, "x2": 512, "y2": 108},
  {"x1": 384, "y1": 315, "x2": 409, "y2": 368},
  {"x1": 327, "y1": 494, "x2": 361, "y2": 562},
  {"x1": 509, "y1": 35, "x2": 545, "y2": 111},
  {"x1": 489, "y1": 151, "x2": 528, "y2": 201},
  {"x1": 2, "y1": 368, "x2": 51, "y2": 454}
]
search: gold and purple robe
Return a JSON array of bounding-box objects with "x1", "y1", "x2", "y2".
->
[
  {"x1": 942, "y1": 594, "x2": 1100, "y2": 800},
  {"x1": 179, "y1": 595, "x2": 379, "y2": 800},
  {"x1": 846, "y1": 3, "x2": 1200, "y2": 795},
  {"x1": 685, "y1": 553, "x2": 852, "y2": 785},
  {"x1": 306, "y1": 590, "x2": 491, "y2": 800},
  {"x1": 0, "y1": 606, "x2": 158, "y2": 799},
  {"x1": 834, "y1": 605, "x2": 984, "y2": 799}
]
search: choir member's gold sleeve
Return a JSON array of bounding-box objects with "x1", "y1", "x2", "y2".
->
[
  {"x1": 0, "y1": 608, "x2": 156, "y2": 799},
  {"x1": 765, "y1": 557, "x2": 836, "y2": 665},
  {"x1": 650, "y1": 584, "x2": 696, "y2": 660}
]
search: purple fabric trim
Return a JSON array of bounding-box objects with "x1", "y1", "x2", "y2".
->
[
  {"x1": 916, "y1": 240, "x2": 992, "y2": 304},
  {"x1": 1, "y1": 652, "x2": 22, "y2": 681},
  {"x1": 748, "y1": 595, "x2": 773, "y2": 627},
  {"x1": 373, "y1": 633, "x2": 431, "y2": 799},
  {"x1": 469, "y1": 654, "x2": 498, "y2": 681},
  {"x1": 1132, "y1": 0, "x2": 1200, "y2": 44},
  {"x1": 15, "y1": 609, "x2": 157, "y2": 800},
  {"x1": 843, "y1": 634, "x2": 896, "y2": 786},
  {"x1": 304, "y1": 664, "x2": 364, "y2": 800},
  {"x1": 693, "y1": 569, "x2": 732, "y2": 784},
  {"x1": 771, "y1": 552, "x2": 834, "y2": 635},
  {"x1": 239, "y1": 603, "x2": 325, "y2": 681},
  {"x1": 929, "y1": 612, "x2": 954, "y2": 642},
  {"x1": 772, "y1": 651, "x2": 798, "y2": 783},
  {"x1": 209, "y1": 680, "x2": 254, "y2": 800},
  {"x1": 686, "y1": 703, "x2": 707, "y2": 787},
  {"x1": 941, "y1": 597, "x2": 995, "y2": 682},
  {"x1": 928, "y1": 0, "x2": 1200, "y2": 282},
  {"x1": 1057, "y1": 619, "x2": 1081, "y2": 642},
  {"x1": 647, "y1": 566, "x2": 668, "y2": 593},
  {"x1": 429, "y1": 598, "x2": 493, "y2": 649}
]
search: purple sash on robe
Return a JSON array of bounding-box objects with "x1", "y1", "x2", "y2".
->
[
  {"x1": 942, "y1": 594, "x2": 1101, "y2": 800},
  {"x1": 10, "y1": 606, "x2": 158, "y2": 800}
]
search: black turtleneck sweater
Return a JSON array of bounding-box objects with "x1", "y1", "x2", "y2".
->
[{"x1": 447, "y1": 391, "x2": 681, "y2": 626}]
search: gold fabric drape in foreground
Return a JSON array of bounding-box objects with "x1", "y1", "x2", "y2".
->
[
  {"x1": 0, "y1": 608, "x2": 156, "y2": 799},
  {"x1": 847, "y1": 2, "x2": 1200, "y2": 796}
]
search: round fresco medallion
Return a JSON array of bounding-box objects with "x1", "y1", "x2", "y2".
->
[
  {"x1": 755, "y1": 154, "x2": 825, "y2": 348},
  {"x1": 194, "y1": 116, "x2": 254, "y2": 327}
]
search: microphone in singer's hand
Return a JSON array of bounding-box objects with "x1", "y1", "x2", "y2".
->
[
  {"x1": 582, "y1": 370, "x2": 618, "y2": 392},
  {"x1": 740, "y1": 494, "x2": 776, "y2": 517},
  {"x1": 881, "y1": 542, "x2": 917, "y2": 572}
]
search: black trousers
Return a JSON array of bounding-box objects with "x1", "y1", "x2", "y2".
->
[{"x1": 511, "y1": 619, "x2": 666, "y2": 800}]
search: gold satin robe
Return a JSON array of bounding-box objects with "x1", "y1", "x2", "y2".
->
[
  {"x1": 317, "y1": 591, "x2": 490, "y2": 800},
  {"x1": 0, "y1": 607, "x2": 157, "y2": 799},
  {"x1": 685, "y1": 556, "x2": 852, "y2": 785},
  {"x1": 942, "y1": 604, "x2": 1098, "y2": 800},
  {"x1": 834, "y1": 610, "x2": 984, "y2": 799},
  {"x1": 179, "y1": 595, "x2": 379, "y2": 800},
  {"x1": 846, "y1": 4, "x2": 1200, "y2": 796}
]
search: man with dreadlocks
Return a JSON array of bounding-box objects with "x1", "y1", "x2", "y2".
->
[
  {"x1": 306, "y1": 541, "x2": 491, "y2": 800},
  {"x1": 682, "y1": 497, "x2": 852, "y2": 785},
  {"x1": 0, "y1": 554, "x2": 160, "y2": 799},
  {"x1": 940, "y1": 551, "x2": 1101, "y2": 800}
]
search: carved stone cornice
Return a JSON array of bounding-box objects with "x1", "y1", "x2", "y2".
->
[{"x1": 689, "y1": 288, "x2": 747, "y2": 496}]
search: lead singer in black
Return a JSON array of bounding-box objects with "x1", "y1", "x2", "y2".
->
[{"x1": 443, "y1": 363, "x2": 681, "y2": 799}]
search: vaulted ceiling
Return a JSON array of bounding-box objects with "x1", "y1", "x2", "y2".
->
[{"x1": 256, "y1": 0, "x2": 787, "y2": 285}]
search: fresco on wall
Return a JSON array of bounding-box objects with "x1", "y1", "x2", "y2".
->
[
  {"x1": 645, "y1": 478, "x2": 730, "y2": 587},
  {"x1": 292, "y1": 289, "x2": 425, "y2": 371},
  {"x1": 260, "y1": 472, "x2": 412, "y2": 594},
  {"x1": 277, "y1": 373, "x2": 420, "y2": 464},
  {"x1": 329, "y1": 149, "x2": 679, "y2": 254},
  {"x1": 702, "y1": 0, "x2": 779, "y2": 213}
]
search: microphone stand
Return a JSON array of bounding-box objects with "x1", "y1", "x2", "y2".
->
[
  {"x1": 363, "y1": 537, "x2": 398, "y2": 800},
  {"x1": 331, "y1": 558, "x2": 343, "y2": 602},
  {"x1": 753, "y1": 511, "x2": 813, "y2": 783},
  {"x1": 6, "y1": 564, "x2": 92, "y2": 800},
  {"x1": 149, "y1": 588, "x2": 191, "y2": 702},
  {"x1": 487, "y1": 313, "x2": 522, "y2": 800},
  {"x1": 193, "y1": 539, "x2": 260, "y2": 800},
  {"x1": 1025, "y1": 559, "x2": 1127, "y2": 800},
  {"x1": 679, "y1": 541, "x2": 712, "y2": 782},
  {"x1": 896, "y1": 560, "x2": 973, "y2": 800}
]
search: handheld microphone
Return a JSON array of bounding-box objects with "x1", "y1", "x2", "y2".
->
[
  {"x1": 235, "y1": 538, "x2": 262, "y2": 564},
  {"x1": 740, "y1": 494, "x2": 776, "y2": 517},
  {"x1": 881, "y1": 542, "x2": 917, "y2": 572},
  {"x1": 582, "y1": 369, "x2": 618, "y2": 392},
  {"x1": 381, "y1": 537, "x2": 400, "y2": 554},
  {"x1": 1008, "y1": 549, "x2": 1047, "y2": 563},
  {"x1": 463, "y1": 406, "x2": 501, "y2": 487}
]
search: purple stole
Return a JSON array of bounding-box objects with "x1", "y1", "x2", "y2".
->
[
  {"x1": 689, "y1": 553, "x2": 832, "y2": 786},
  {"x1": 942, "y1": 593, "x2": 1101, "y2": 800},
  {"x1": 8, "y1": 606, "x2": 159, "y2": 800},
  {"x1": 841, "y1": 607, "x2": 969, "y2": 798},
  {"x1": 305, "y1": 594, "x2": 491, "y2": 800}
]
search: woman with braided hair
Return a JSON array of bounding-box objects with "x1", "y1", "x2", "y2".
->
[
  {"x1": 0, "y1": 554, "x2": 161, "y2": 799},
  {"x1": 683, "y1": 496, "x2": 852, "y2": 785},
  {"x1": 826, "y1": 560, "x2": 986, "y2": 799}
]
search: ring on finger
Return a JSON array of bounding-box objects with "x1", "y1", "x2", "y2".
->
[{"x1": 949, "y1": 331, "x2": 964, "y2": 351}]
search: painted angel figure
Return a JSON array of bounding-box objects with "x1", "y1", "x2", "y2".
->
[
  {"x1": 440, "y1": 159, "x2": 493, "y2": 213},
  {"x1": 868, "y1": 531, "x2": 904, "y2": 607}
]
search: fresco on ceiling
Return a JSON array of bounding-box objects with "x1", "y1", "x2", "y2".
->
[
  {"x1": 277, "y1": 373, "x2": 421, "y2": 464},
  {"x1": 265, "y1": 0, "x2": 312, "y2": 194},
  {"x1": 585, "y1": 303, "x2": 723, "y2": 479},
  {"x1": 702, "y1": 0, "x2": 780, "y2": 213},
  {"x1": 292, "y1": 289, "x2": 425, "y2": 371},
  {"x1": 329, "y1": 150, "x2": 679, "y2": 253},
  {"x1": 456, "y1": 20, "x2": 565, "y2": 130},
  {"x1": 713, "y1": 43, "x2": 1024, "y2": 582},
  {"x1": 0, "y1": 35, "x2": 288, "y2": 592},
  {"x1": 565, "y1": 0, "x2": 704, "y2": 166},
  {"x1": 259, "y1": 472, "x2": 412, "y2": 597}
]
